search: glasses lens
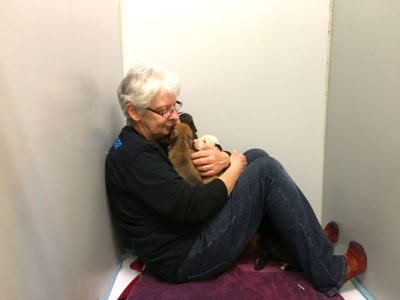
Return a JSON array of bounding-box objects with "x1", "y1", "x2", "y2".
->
[
  {"x1": 175, "y1": 101, "x2": 182, "y2": 113},
  {"x1": 161, "y1": 110, "x2": 169, "y2": 118},
  {"x1": 161, "y1": 101, "x2": 182, "y2": 118}
]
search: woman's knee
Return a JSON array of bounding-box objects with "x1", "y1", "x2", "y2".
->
[
  {"x1": 243, "y1": 155, "x2": 286, "y2": 185},
  {"x1": 243, "y1": 148, "x2": 270, "y2": 164}
]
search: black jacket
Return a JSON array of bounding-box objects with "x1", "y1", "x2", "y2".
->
[{"x1": 105, "y1": 126, "x2": 228, "y2": 281}]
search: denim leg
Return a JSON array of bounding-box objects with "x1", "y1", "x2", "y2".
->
[
  {"x1": 177, "y1": 150, "x2": 266, "y2": 281},
  {"x1": 243, "y1": 148, "x2": 270, "y2": 164},
  {"x1": 177, "y1": 149, "x2": 346, "y2": 297},
  {"x1": 253, "y1": 156, "x2": 346, "y2": 296}
]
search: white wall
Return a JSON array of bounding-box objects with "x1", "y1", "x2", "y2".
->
[
  {"x1": 0, "y1": 1, "x2": 124, "y2": 299},
  {"x1": 121, "y1": 0, "x2": 331, "y2": 219},
  {"x1": 323, "y1": 1, "x2": 400, "y2": 299}
]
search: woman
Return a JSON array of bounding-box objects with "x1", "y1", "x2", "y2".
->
[{"x1": 105, "y1": 62, "x2": 367, "y2": 297}]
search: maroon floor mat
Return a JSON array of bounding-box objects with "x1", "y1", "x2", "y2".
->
[{"x1": 127, "y1": 251, "x2": 344, "y2": 300}]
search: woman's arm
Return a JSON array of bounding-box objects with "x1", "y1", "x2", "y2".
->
[
  {"x1": 217, "y1": 151, "x2": 247, "y2": 195},
  {"x1": 113, "y1": 147, "x2": 229, "y2": 224}
]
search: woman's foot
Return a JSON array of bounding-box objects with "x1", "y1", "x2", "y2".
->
[
  {"x1": 343, "y1": 241, "x2": 367, "y2": 284},
  {"x1": 323, "y1": 221, "x2": 339, "y2": 244}
]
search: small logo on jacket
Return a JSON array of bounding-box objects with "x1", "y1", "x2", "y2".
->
[{"x1": 114, "y1": 137, "x2": 122, "y2": 149}]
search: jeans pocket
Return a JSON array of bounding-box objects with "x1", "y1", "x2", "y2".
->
[{"x1": 187, "y1": 261, "x2": 232, "y2": 281}]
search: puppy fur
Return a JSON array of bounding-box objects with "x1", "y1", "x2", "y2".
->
[
  {"x1": 168, "y1": 122, "x2": 203, "y2": 187},
  {"x1": 193, "y1": 135, "x2": 222, "y2": 151},
  {"x1": 193, "y1": 134, "x2": 224, "y2": 184},
  {"x1": 179, "y1": 113, "x2": 198, "y2": 139},
  {"x1": 253, "y1": 218, "x2": 301, "y2": 272}
]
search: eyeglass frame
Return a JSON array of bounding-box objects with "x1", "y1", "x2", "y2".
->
[{"x1": 146, "y1": 100, "x2": 182, "y2": 118}]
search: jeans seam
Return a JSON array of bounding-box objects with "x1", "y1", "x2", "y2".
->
[
  {"x1": 189, "y1": 214, "x2": 239, "y2": 256},
  {"x1": 186, "y1": 261, "x2": 231, "y2": 280},
  {"x1": 323, "y1": 255, "x2": 347, "y2": 297},
  {"x1": 274, "y1": 181, "x2": 344, "y2": 292}
]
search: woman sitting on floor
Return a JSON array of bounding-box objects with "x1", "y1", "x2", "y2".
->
[{"x1": 105, "y1": 62, "x2": 367, "y2": 297}]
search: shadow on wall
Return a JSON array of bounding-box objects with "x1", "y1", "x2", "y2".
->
[{"x1": 0, "y1": 63, "x2": 67, "y2": 298}]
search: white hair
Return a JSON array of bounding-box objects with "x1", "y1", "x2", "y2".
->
[{"x1": 117, "y1": 62, "x2": 181, "y2": 126}]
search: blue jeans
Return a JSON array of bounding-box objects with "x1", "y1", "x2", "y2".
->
[{"x1": 176, "y1": 149, "x2": 346, "y2": 297}]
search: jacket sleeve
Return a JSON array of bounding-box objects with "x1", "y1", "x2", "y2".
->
[{"x1": 120, "y1": 148, "x2": 228, "y2": 224}]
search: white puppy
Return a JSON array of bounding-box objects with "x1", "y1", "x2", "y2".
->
[
  {"x1": 193, "y1": 134, "x2": 223, "y2": 184},
  {"x1": 194, "y1": 135, "x2": 222, "y2": 151}
]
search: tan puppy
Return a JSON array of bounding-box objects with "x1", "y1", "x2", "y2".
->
[{"x1": 168, "y1": 123, "x2": 203, "y2": 187}]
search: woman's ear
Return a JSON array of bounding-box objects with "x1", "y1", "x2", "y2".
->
[{"x1": 126, "y1": 103, "x2": 141, "y2": 121}]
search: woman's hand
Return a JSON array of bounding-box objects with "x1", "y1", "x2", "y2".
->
[
  {"x1": 229, "y1": 151, "x2": 247, "y2": 172},
  {"x1": 217, "y1": 151, "x2": 247, "y2": 196},
  {"x1": 191, "y1": 150, "x2": 230, "y2": 176}
]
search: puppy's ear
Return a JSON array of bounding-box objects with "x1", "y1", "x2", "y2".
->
[
  {"x1": 179, "y1": 113, "x2": 192, "y2": 124},
  {"x1": 190, "y1": 121, "x2": 198, "y2": 135},
  {"x1": 215, "y1": 144, "x2": 223, "y2": 151},
  {"x1": 179, "y1": 113, "x2": 198, "y2": 139}
]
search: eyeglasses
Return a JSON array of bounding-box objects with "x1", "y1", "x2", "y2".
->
[{"x1": 146, "y1": 100, "x2": 182, "y2": 118}]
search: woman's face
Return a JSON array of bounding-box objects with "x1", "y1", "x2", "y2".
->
[{"x1": 133, "y1": 89, "x2": 179, "y2": 141}]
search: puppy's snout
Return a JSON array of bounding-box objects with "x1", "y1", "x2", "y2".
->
[{"x1": 193, "y1": 139, "x2": 200, "y2": 150}]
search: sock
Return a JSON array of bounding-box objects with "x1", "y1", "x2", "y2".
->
[
  {"x1": 343, "y1": 241, "x2": 367, "y2": 284},
  {"x1": 323, "y1": 221, "x2": 339, "y2": 244}
]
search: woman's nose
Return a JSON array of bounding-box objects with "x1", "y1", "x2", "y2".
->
[{"x1": 170, "y1": 110, "x2": 180, "y2": 121}]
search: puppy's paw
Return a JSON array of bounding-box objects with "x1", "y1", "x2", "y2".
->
[{"x1": 254, "y1": 258, "x2": 267, "y2": 271}]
